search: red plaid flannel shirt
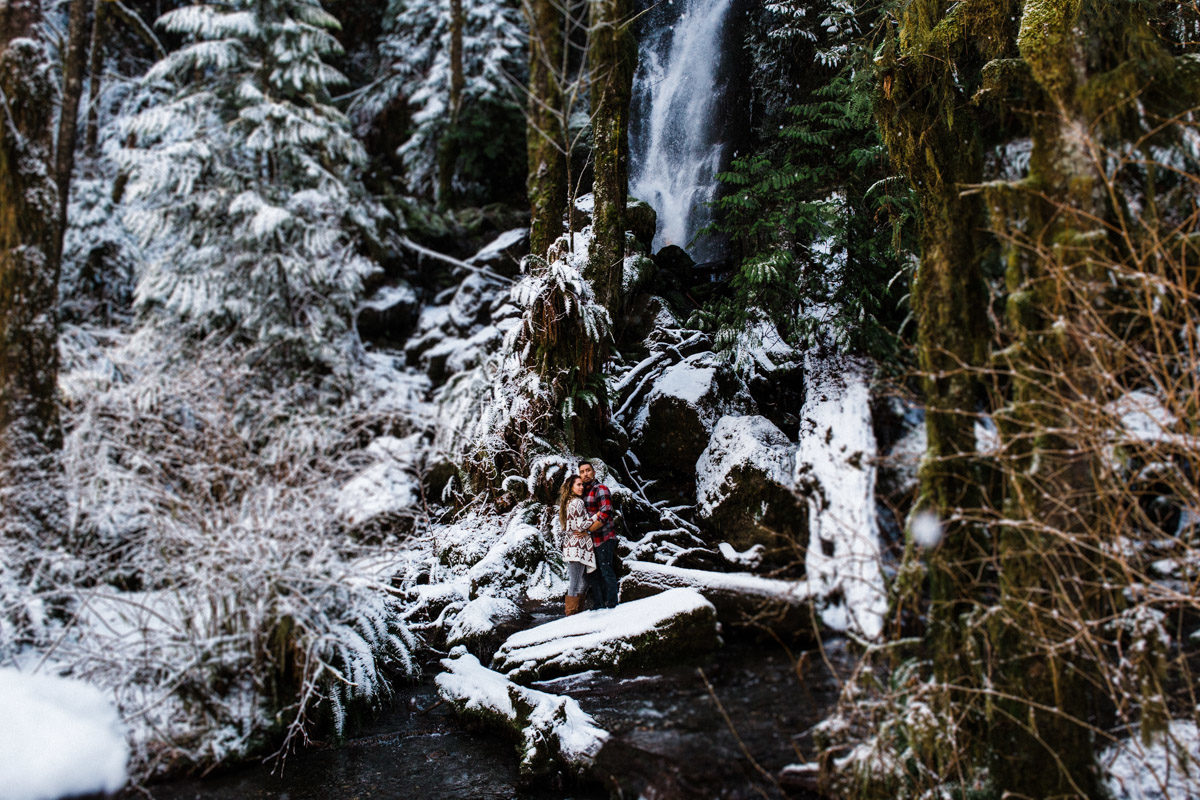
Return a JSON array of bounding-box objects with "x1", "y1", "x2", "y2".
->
[{"x1": 583, "y1": 481, "x2": 616, "y2": 545}]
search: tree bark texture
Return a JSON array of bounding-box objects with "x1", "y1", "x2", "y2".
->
[
  {"x1": 875, "y1": 0, "x2": 1009, "y2": 685},
  {"x1": 0, "y1": 0, "x2": 65, "y2": 543},
  {"x1": 84, "y1": 0, "x2": 106, "y2": 157},
  {"x1": 523, "y1": 0, "x2": 566, "y2": 258},
  {"x1": 585, "y1": 0, "x2": 634, "y2": 315},
  {"x1": 56, "y1": 0, "x2": 90, "y2": 228},
  {"x1": 436, "y1": 0, "x2": 464, "y2": 209}
]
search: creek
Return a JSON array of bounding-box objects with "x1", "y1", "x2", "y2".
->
[{"x1": 134, "y1": 602, "x2": 849, "y2": 800}]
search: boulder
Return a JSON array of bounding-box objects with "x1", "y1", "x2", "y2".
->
[
  {"x1": 696, "y1": 415, "x2": 807, "y2": 561},
  {"x1": 356, "y1": 282, "x2": 419, "y2": 343},
  {"x1": 467, "y1": 518, "x2": 549, "y2": 601},
  {"x1": 468, "y1": 228, "x2": 529, "y2": 278},
  {"x1": 334, "y1": 435, "x2": 422, "y2": 542},
  {"x1": 626, "y1": 198, "x2": 657, "y2": 252},
  {"x1": 618, "y1": 561, "x2": 815, "y2": 635},
  {"x1": 490, "y1": 588, "x2": 719, "y2": 682},
  {"x1": 621, "y1": 253, "x2": 655, "y2": 297},
  {"x1": 448, "y1": 274, "x2": 494, "y2": 332},
  {"x1": 616, "y1": 294, "x2": 677, "y2": 351},
  {"x1": 652, "y1": 244, "x2": 694, "y2": 283},
  {"x1": 436, "y1": 650, "x2": 608, "y2": 777},
  {"x1": 446, "y1": 596, "x2": 527, "y2": 658},
  {"x1": 630, "y1": 352, "x2": 753, "y2": 478}
]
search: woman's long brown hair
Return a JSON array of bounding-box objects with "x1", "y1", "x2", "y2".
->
[{"x1": 558, "y1": 475, "x2": 582, "y2": 530}]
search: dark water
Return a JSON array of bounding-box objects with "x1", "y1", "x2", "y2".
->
[{"x1": 134, "y1": 612, "x2": 847, "y2": 800}]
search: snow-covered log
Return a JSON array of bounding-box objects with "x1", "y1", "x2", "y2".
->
[
  {"x1": 618, "y1": 561, "x2": 816, "y2": 634},
  {"x1": 435, "y1": 650, "x2": 608, "y2": 777},
  {"x1": 796, "y1": 355, "x2": 886, "y2": 639},
  {"x1": 491, "y1": 588, "x2": 719, "y2": 682}
]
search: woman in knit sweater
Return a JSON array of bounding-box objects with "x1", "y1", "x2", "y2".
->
[{"x1": 558, "y1": 475, "x2": 597, "y2": 615}]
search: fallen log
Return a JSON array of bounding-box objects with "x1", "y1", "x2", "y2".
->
[{"x1": 619, "y1": 561, "x2": 818, "y2": 636}]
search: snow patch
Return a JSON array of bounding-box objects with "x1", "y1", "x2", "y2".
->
[
  {"x1": 0, "y1": 669, "x2": 128, "y2": 800},
  {"x1": 796, "y1": 356, "x2": 886, "y2": 639}
]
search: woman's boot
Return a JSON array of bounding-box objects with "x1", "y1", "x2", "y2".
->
[{"x1": 564, "y1": 594, "x2": 581, "y2": 615}]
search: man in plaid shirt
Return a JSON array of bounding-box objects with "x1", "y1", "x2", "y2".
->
[{"x1": 579, "y1": 461, "x2": 619, "y2": 608}]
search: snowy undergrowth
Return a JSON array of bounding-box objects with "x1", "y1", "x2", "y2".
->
[{"x1": 0, "y1": 328, "x2": 426, "y2": 780}]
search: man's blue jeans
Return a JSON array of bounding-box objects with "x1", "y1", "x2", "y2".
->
[{"x1": 589, "y1": 538, "x2": 619, "y2": 608}]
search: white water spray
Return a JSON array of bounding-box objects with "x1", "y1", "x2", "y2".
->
[{"x1": 630, "y1": 0, "x2": 735, "y2": 261}]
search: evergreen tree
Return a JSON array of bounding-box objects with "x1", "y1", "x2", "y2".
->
[
  {"x1": 701, "y1": 0, "x2": 909, "y2": 362},
  {"x1": 360, "y1": 0, "x2": 526, "y2": 204},
  {"x1": 119, "y1": 0, "x2": 379, "y2": 370}
]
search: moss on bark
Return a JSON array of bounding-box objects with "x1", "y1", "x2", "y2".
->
[
  {"x1": 525, "y1": 0, "x2": 566, "y2": 258},
  {"x1": 586, "y1": 0, "x2": 635, "y2": 316},
  {"x1": 0, "y1": 4, "x2": 65, "y2": 544}
]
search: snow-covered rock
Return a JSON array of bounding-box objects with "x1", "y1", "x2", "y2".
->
[
  {"x1": 491, "y1": 588, "x2": 719, "y2": 682},
  {"x1": 696, "y1": 415, "x2": 806, "y2": 559},
  {"x1": 434, "y1": 512, "x2": 501, "y2": 568},
  {"x1": 468, "y1": 228, "x2": 529, "y2": 278},
  {"x1": 335, "y1": 434, "x2": 422, "y2": 540},
  {"x1": 0, "y1": 669, "x2": 128, "y2": 800},
  {"x1": 403, "y1": 581, "x2": 469, "y2": 628},
  {"x1": 467, "y1": 516, "x2": 550, "y2": 601},
  {"x1": 356, "y1": 282, "x2": 419, "y2": 342},
  {"x1": 446, "y1": 596, "x2": 525, "y2": 654},
  {"x1": 448, "y1": 274, "x2": 493, "y2": 332},
  {"x1": 619, "y1": 561, "x2": 814, "y2": 634},
  {"x1": 630, "y1": 352, "x2": 752, "y2": 478},
  {"x1": 435, "y1": 650, "x2": 608, "y2": 777}
]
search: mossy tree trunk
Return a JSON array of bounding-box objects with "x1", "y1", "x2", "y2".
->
[
  {"x1": 524, "y1": 0, "x2": 566, "y2": 258},
  {"x1": 982, "y1": 2, "x2": 1193, "y2": 794},
  {"x1": 0, "y1": 0, "x2": 65, "y2": 543},
  {"x1": 586, "y1": 0, "x2": 635, "y2": 316},
  {"x1": 876, "y1": 0, "x2": 1014, "y2": 684}
]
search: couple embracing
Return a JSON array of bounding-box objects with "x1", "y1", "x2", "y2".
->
[{"x1": 556, "y1": 461, "x2": 619, "y2": 615}]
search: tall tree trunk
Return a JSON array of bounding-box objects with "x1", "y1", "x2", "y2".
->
[
  {"x1": 0, "y1": 0, "x2": 65, "y2": 543},
  {"x1": 436, "y1": 0, "x2": 464, "y2": 210},
  {"x1": 523, "y1": 0, "x2": 566, "y2": 258},
  {"x1": 876, "y1": 0, "x2": 1008, "y2": 684},
  {"x1": 56, "y1": 0, "x2": 90, "y2": 230},
  {"x1": 586, "y1": 0, "x2": 634, "y2": 315},
  {"x1": 83, "y1": 0, "x2": 105, "y2": 157}
]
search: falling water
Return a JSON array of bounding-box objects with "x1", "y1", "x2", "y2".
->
[{"x1": 630, "y1": 0, "x2": 735, "y2": 262}]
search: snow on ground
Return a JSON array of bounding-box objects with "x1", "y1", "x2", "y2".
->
[
  {"x1": 492, "y1": 588, "x2": 718, "y2": 681},
  {"x1": 435, "y1": 649, "x2": 608, "y2": 774},
  {"x1": 0, "y1": 668, "x2": 128, "y2": 800},
  {"x1": 1102, "y1": 719, "x2": 1200, "y2": 800},
  {"x1": 796, "y1": 355, "x2": 886, "y2": 639},
  {"x1": 336, "y1": 435, "x2": 422, "y2": 528}
]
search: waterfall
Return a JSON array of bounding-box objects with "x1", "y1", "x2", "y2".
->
[{"x1": 630, "y1": 0, "x2": 735, "y2": 262}]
